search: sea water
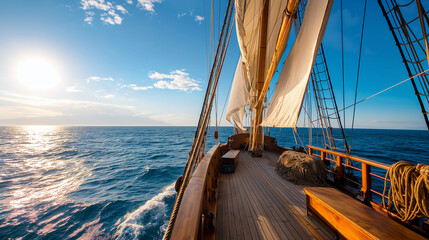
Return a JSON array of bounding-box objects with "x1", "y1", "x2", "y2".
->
[{"x1": 0, "y1": 126, "x2": 428, "y2": 239}]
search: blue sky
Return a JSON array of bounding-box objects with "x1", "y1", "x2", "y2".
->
[{"x1": 0, "y1": 0, "x2": 426, "y2": 129}]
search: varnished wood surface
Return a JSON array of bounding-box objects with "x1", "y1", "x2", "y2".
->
[
  {"x1": 222, "y1": 150, "x2": 240, "y2": 159},
  {"x1": 304, "y1": 187, "x2": 427, "y2": 240},
  {"x1": 170, "y1": 144, "x2": 221, "y2": 240},
  {"x1": 307, "y1": 145, "x2": 390, "y2": 170},
  {"x1": 216, "y1": 150, "x2": 334, "y2": 240}
]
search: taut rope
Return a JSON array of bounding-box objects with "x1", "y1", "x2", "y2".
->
[{"x1": 162, "y1": 1, "x2": 234, "y2": 239}]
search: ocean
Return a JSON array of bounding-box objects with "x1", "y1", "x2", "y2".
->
[{"x1": 0, "y1": 126, "x2": 428, "y2": 239}]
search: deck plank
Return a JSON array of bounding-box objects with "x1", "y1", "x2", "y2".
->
[
  {"x1": 231, "y1": 160, "x2": 255, "y2": 240},
  {"x1": 244, "y1": 153, "x2": 317, "y2": 240},
  {"x1": 234, "y1": 163, "x2": 263, "y2": 240},
  {"x1": 239, "y1": 160, "x2": 283, "y2": 239},
  {"x1": 238, "y1": 157, "x2": 299, "y2": 240},
  {"x1": 256, "y1": 151, "x2": 334, "y2": 239},
  {"x1": 215, "y1": 150, "x2": 334, "y2": 240},
  {"x1": 234, "y1": 154, "x2": 275, "y2": 239}
]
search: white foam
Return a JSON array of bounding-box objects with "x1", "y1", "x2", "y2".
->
[{"x1": 115, "y1": 182, "x2": 176, "y2": 239}]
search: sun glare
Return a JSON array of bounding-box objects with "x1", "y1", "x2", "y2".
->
[{"x1": 16, "y1": 57, "x2": 60, "y2": 90}]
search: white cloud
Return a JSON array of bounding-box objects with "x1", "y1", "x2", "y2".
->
[
  {"x1": 137, "y1": 0, "x2": 162, "y2": 12},
  {"x1": 86, "y1": 76, "x2": 114, "y2": 82},
  {"x1": 149, "y1": 69, "x2": 201, "y2": 92},
  {"x1": 80, "y1": 0, "x2": 161, "y2": 24},
  {"x1": 84, "y1": 11, "x2": 95, "y2": 24},
  {"x1": 103, "y1": 94, "x2": 115, "y2": 99},
  {"x1": 116, "y1": 5, "x2": 128, "y2": 14},
  {"x1": 84, "y1": 16, "x2": 94, "y2": 24},
  {"x1": 172, "y1": 69, "x2": 187, "y2": 75},
  {"x1": 178, "y1": 13, "x2": 186, "y2": 18},
  {"x1": 128, "y1": 84, "x2": 153, "y2": 91},
  {"x1": 0, "y1": 90, "x2": 165, "y2": 126},
  {"x1": 66, "y1": 86, "x2": 83, "y2": 93},
  {"x1": 101, "y1": 9, "x2": 123, "y2": 24},
  {"x1": 151, "y1": 113, "x2": 197, "y2": 126},
  {"x1": 101, "y1": 16, "x2": 115, "y2": 24},
  {"x1": 0, "y1": 106, "x2": 63, "y2": 120},
  {"x1": 81, "y1": 0, "x2": 112, "y2": 11},
  {"x1": 195, "y1": 15, "x2": 204, "y2": 24}
]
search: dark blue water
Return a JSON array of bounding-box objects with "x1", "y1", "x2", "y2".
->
[{"x1": 0, "y1": 126, "x2": 427, "y2": 239}]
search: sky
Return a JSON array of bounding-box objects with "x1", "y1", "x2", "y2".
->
[{"x1": 0, "y1": 0, "x2": 427, "y2": 129}]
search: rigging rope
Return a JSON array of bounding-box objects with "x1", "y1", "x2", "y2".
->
[
  {"x1": 203, "y1": 0, "x2": 210, "y2": 81},
  {"x1": 382, "y1": 161, "x2": 429, "y2": 222},
  {"x1": 163, "y1": 1, "x2": 234, "y2": 238},
  {"x1": 214, "y1": 0, "x2": 220, "y2": 144},
  {"x1": 350, "y1": 0, "x2": 368, "y2": 152},
  {"x1": 301, "y1": 69, "x2": 429, "y2": 127},
  {"x1": 293, "y1": 128, "x2": 308, "y2": 154},
  {"x1": 341, "y1": 0, "x2": 346, "y2": 142},
  {"x1": 219, "y1": 58, "x2": 238, "y2": 125}
]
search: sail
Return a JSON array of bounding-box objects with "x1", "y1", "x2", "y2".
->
[
  {"x1": 226, "y1": 57, "x2": 249, "y2": 131},
  {"x1": 235, "y1": 0, "x2": 288, "y2": 100},
  {"x1": 261, "y1": 0, "x2": 333, "y2": 127}
]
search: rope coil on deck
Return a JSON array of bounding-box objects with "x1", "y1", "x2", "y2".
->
[
  {"x1": 276, "y1": 151, "x2": 327, "y2": 186},
  {"x1": 382, "y1": 161, "x2": 429, "y2": 222}
]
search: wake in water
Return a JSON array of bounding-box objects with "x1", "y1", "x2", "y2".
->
[{"x1": 115, "y1": 183, "x2": 176, "y2": 239}]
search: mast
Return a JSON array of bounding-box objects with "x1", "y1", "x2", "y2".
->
[
  {"x1": 257, "y1": 1, "x2": 300, "y2": 104},
  {"x1": 250, "y1": 0, "x2": 300, "y2": 154},
  {"x1": 250, "y1": 0, "x2": 270, "y2": 154}
]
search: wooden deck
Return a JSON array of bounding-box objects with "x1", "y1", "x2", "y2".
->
[{"x1": 216, "y1": 150, "x2": 334, "y2": 240}]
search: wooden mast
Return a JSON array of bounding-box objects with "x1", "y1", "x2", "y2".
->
[
  {"x1": 250, "y1": 0, "x2": 269, "y2": 154},
  {"x1": 257, "y1": 0, "x2": 300, "y2": 105},
  {"x1": 250, "y1": 0, "x2": 300, "y2": 154}
]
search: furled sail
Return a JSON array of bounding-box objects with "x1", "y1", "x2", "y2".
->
[
  {"x1": 235, "y1": 0, "x2": 288, "y2": 101},
  {"x1": 226, "y1": 57, "x2": 249, "y2": 131},
  {"x1": 261, "y1": 0, "x2": 333, "y2": 127}
]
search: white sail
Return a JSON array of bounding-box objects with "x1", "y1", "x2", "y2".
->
[
  {"x1": 261, "y1": 0, "x2": 333, "y2": 128},
  {"x1": 226, "y1": 57, "x2": 249, "y2": 131},
  {"x1": 235, "y1": 0, "x2": 288, "y2": 100}
]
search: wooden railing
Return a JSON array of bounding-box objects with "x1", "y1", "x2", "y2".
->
[
  {"x1": 307, "y1": 145, "x2": 390, "y2": 203},
  {"x1": 170, "y1": 143, "x2": 221, "y2": 240},
  {"x1": 307, "y1": 145, "x2": 429, "y2": 237}
]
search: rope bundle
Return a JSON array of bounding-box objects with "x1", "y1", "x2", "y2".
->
[
  {"x1": 276, "y1": 151, "x2": 327, "y2": 186},
  {"x1": 382, "y1": 161, "x2": 429, "y2": 222}
]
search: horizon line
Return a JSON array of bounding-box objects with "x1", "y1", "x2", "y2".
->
[{"x1": 0, "y1": 125, "x2": 426, "y2": 131}]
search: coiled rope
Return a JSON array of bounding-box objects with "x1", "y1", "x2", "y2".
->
[{"x1": 382, "y1": 161, "x2": 429, "y2": 222}]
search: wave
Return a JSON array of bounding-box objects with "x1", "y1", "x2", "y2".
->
[
  {"x1": 114, "y1": 183, "x2": 176, "y2": 239},
  {"x1": 148, "y1": 154, "x2": 170, "y2": 160}
]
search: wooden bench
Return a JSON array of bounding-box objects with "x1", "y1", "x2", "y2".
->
[
  {"x1": 221, "y1": 150, "x2": 239, "y2": 173},
  {"x1": 304, "y1": 187, "x2": 426, "y2": 240}
]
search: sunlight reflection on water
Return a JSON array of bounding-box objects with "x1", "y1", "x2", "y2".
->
[
  {"x1": 0, "y1": 126, "x2": 218, "y2": 239},
  {"x1": 1, "y1": 126, "x2": 91, "y2": 232}
]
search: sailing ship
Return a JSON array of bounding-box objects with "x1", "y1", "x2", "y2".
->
[{"x1": 163, "y1": 0, "x2": 429, "y2": 239}]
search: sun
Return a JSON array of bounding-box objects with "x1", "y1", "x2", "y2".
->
[{"x1": 16, "y1": 57, "x2": 60, "y2": 90}]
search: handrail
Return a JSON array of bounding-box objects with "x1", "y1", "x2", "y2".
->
[
  {"x1": 307, "y1": 145, "x2": 391, "y2": 203},
  {"x1": 307, "y1": 144, "x2": 429, "y2": 237},
  {"x1": 170, "y1": 144, "x2": 221, "y2": 240},
  {"x1": 307, "y1": 145, "x2": 390, "y2": 170}
]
